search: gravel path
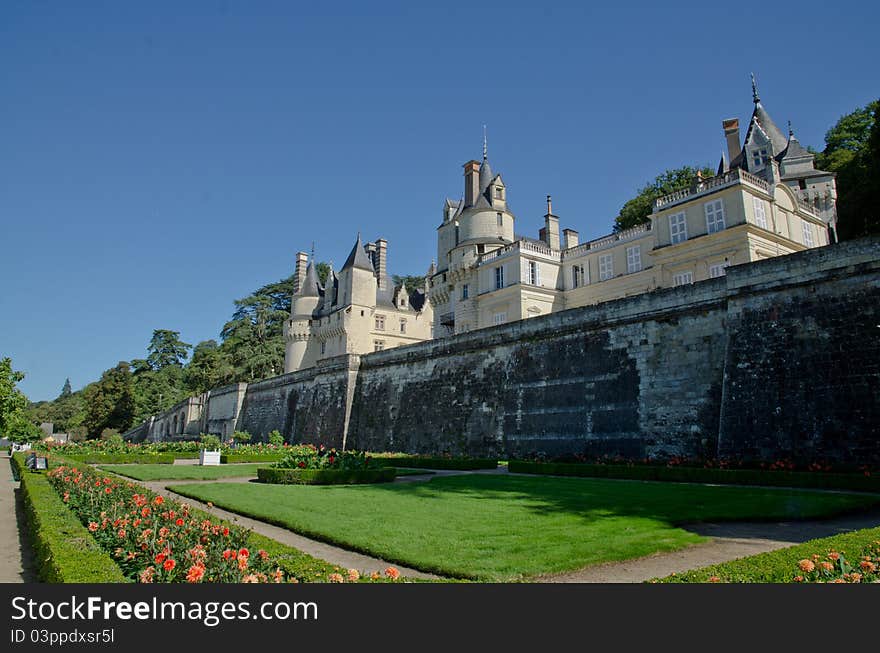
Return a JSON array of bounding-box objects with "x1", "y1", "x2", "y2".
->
[{"x1": 0, "y1": 453, "x2": 36, "y2": 582}]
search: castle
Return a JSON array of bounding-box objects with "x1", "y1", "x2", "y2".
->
[
  {"x1": 283, "y1": 236, "x2": 433, "y2": 373},
  {"x1": 429, "y1": 77, "x2": 838, "y2": 336}
]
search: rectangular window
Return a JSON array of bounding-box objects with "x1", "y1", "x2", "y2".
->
[
  {"x1": 496, "y1": 212, "x2": 503, "y2": 226},
  {"x1": 752, "y1": 197, "x2": 767, "y2": 228},
  {"x1": 572, "y1": 265, "x2": 582, "y2": 288},
  {"x1": 495, "y1": 188, "x2": 503, "y2": 199},
  {"x1": 373, "y1": 340, "x2": 385, "y2": 351},
  {"x1": 374, "y1": 315, "x2": 385, "y2": 330},
  {"x1": 599, "y1": 254, "x2": 613, "y2": 281},
  {"x1": 705, "y1": 200, "x2": 725, "y2": 234},
  {"x1": 493, "y1": 312, "x2": 507, "y2": 326},
  {"x1": 708, "y1": 263, "x2": 727, "y2": 278},
  {"x1": 320, "y1": 341, "x2": 326, "y2": 355},
  {"x1": 400, "y1": 319, "x2": 407, "y2": 334},
  {"x1": 494, "y1": 265, "x2": 504, "y2": 289},
  {"x1": 673, "y1": 271, "x2": 694, "y2": 286},
  {"x1": 461, "y1": 284, "x2": 469, "y2": 300},
  {"x1": 669, "y1": 212, "x2": 688, "y2": 244},
  {"x1": 527, "y1": 260, "x2": 540, "y2": 286},
  {"x1": 802, "y1": 221, "x2": 814, "y2": 247},
  {"x1": 626, "y1": 245, "x2": 642, "y2": 273}
]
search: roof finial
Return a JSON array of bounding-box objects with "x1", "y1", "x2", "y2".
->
[
  {"x1": 310, "y1": 241, "x2": 315, "y2": 261},
  {"x1": 788, "y1": 120, "x2": 794, "y2": 137},
  {"x1": 482, "y1": 124, "x2": 488, "y2": 161},
  {"x1": 751, "y1": 72, "x2": 760, "y2": 103}
]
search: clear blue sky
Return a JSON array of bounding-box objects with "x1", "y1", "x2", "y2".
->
[{"x1": 2, "y1": 1, "x2": 877, "y2": 401}]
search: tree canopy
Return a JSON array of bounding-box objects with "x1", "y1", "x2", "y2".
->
[
  {"x1": 614, "y1": 165, "x2": 715, "y2": 232},
  {"x1": 147, "y1": 329, "x2": 192, "y2": 370},
  {"x1": 1, "y1": 357, "x2": 41, "y2": 442}
]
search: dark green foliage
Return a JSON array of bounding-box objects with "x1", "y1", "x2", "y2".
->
[
  {"x1": 370, "y1": 455, "x2": 498, "y2": 470},
  {"x1": 392, "y1": 274, "x2": 426, "y2": 293},
  {"x1": 12, "y1": 453, "x2": 129, "y2": 583},
  {"x1": 257, "y1": 467, "x2": 396, "y2": 484},
  {"x1": 82, "y1": 362, "x2": 135, "y2": 438},
  {"x1": 614, "y1": 165, "x2": 715, "y2": 232},
  {"x1": 220, "y1": 452, "x2": 284, "y2": 463},
  {"x1": 146, "y1": 329, "x2": 192, "y2": 370},
  {"x1": 814, "y1": 100, "x2": 880, "y2": 240},
  {"x1": 184, "y1": 340, "x2": 234, "y2": 394},
  {"x1": 1, "y1": 357, "x2": 35, "y2": 441},
  {"x1": 59, "y1": 378, "x2": 72, "y2": 399},
  {"x1": 658, "y1": 526, "x2": 880, "y2": 583},
  {"x1": 508, "y1": 461, "x2": 880, "y2": 492}
]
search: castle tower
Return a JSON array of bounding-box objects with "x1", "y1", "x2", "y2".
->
[
  {"x1": 338, "y1": 234, "x2": 376, "y2": 307},
  {"x1": 284, "y1": 260, "x2": 321, "y2": 373}
]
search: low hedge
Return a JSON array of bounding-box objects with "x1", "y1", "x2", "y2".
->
[
  {"x1": 508, "y1": 461, "x2": 880, "y2": 493},
  {"x1": 63, "y1": 453, "x2": 182, "y2": 464},
  {"x1": 370, "y1": 456, "x2": 498, "y2": 471},
  {"x1": 221, "y1": 452, "x2": 284, "y2": 464},
  {"x1": 11, "y1": 453, "x2": 129, "y2": 583},
  {"x1": 257, "y1": 467, "x2": 397, "y2": 485},
  {"x1": 657, "y1": 525, "x2": 880, "y2": 583}
]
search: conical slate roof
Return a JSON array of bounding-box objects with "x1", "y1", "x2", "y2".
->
[
  {"x1": 297, "y1": 261, "x2": 320, "y2": 297},
  {"x1": 341, "y1": 234, "x2": 375, "y2": 272},
  {"x1": 479, "y1": 157, "x2": 494, "y2": 192}
]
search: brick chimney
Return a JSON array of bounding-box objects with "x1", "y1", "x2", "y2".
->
[
  {"x1": 293, "y1": 251, "x2": 309, "y2": 294},
  {"x1": 376, "y1": 238, "x2": 388, "y2": 290},
  {"x1": 563, "y1": 229, "x2": 579, "y2": 249},
  {"x1": 723, "y1": 118, "x2": 742, "y2": 163},
  {"x1": 463, "y1": 160, "x2": 480, "y2": 207},
  {"x1": 543, "y1": 195, "x2": 560, "y2": 250}
]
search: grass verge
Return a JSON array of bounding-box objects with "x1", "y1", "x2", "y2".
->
[
  {"x1": 656, "y1": 525, "x2": 880, "y2": 583},
  {"x1": 168, "y1": 473, "x2": 879, "y2": 581}
]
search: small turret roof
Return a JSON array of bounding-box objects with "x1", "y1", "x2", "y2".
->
[
  {"x1": 297, "y1": 261, "x2": 320, "y2": 297},
  {"x1": 479, "y1": 157, "x2": 494, "y2": 192},
  {"x1": 341, "y1": 234, "x2": 375, "y2": 272}
]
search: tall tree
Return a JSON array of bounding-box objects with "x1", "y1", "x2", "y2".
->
[
  {"x1": 614, "y1": 165, "x2": 715, "y2": 232},
  {"x1": 59, "y1": 377, "x2": 72, "y2": 399},
  {"x1": 815, "y1": 100, "x2": 880, "y2": 240},
  {"x1": 185, "y1": 340, "x2": 234, "y2": 394},
  {"x1": 146, "y1": 329, "x2": 192, "y2": 370},
  {"x1": 1, "y1": 357, "x2": 31, "y2": 437},
  {"x1": 82, "y1": 362, "x2": 135, "y2": 438},
  {"x1": 221, "y1": 296, "x2": 287, "y2": 381}
]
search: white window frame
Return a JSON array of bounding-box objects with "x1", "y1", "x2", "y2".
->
[
  {"x1": 708, "y1": 263, "x2": 727, "y2": 278},
  {"x1": 626, "y1": 245, "x2": 642, "y2": 273},
  {"x1": 494, "y1": 265, "x2": 504, "y2": 290},
  {"x1": 705, "y1": 200, "x2": 725, "y2": 234},
  {"x1": 669, "y1": 212, "x2": 688, "y2": 244},
  {"x1": 802, "y1": 221, "x2": 814, "y2": 247},
  {"x1": 571, "y1": 264, "x2": 585, "y2": 288},
  {"x1": 599, "y1": 254, "x2": 613, "y2": 281},
  {"x1": 673, "y1": 271, "x2": 694, "y2": 286},
  {"x1": 492, "y1": 312, "x2": 507, "y2": 326},
  {"x1": 527, "y1": 260, "x2": 540, "y2": 286},
  {"x1": 374, "y1": 314, "x2": 385, "y2": 331},
  {"x1": 373, "y1": 340, "x2": 385, "y2": 351},
  {"x1": 752, "y1": 197, "x2": 767, "y2": 229}
]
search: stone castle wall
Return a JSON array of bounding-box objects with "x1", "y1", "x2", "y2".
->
[{"x1": 126, "y1": 237, "x2": 880, "y2": 465}]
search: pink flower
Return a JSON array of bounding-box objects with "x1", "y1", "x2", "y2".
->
[
  {"x1": 385, "y1": 567, "x2": 400, "y2": 580},
  {"x1": 798, "y1": 559, "x2": 815, "y2": 573}
]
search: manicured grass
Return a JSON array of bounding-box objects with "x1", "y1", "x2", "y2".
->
[
  {"x1": 99, "y1": 463, "x2": 268, "y2": 481},
  {"x1": 168, "y1": 474, "x2": 879, "y2": 581}
]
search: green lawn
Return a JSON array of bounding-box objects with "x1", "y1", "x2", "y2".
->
[
  {"x1": 100, "y1": 463, "x2": 268, "y2": 481},
  {"x1": 168, "y1": 474, "x2": 880, "y2": 581}
]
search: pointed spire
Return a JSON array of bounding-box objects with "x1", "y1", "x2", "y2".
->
[
  {"x1": 788, "y1": 120, "x2": 793, "y2": 137},
  {"x1": 341, "y1": 233, "x2": 375, "y2": 272},
  {"x1": 296, "y1": 260, "x2": 320, "y2": 297},
  {"x1": 751, "y1": 72, "x2": 760, "y2": 103}
]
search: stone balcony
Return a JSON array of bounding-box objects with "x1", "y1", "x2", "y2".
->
[{"x1": 653, "y1": 168, "x2": 770, "y2": 212}]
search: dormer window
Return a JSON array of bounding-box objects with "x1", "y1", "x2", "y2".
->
[
  {"x1": 752, "y1": 148, "x2": 769, "y2": 168},
  {"x1": 495, "y1": 187, "x2": 503, "y2": 199}
]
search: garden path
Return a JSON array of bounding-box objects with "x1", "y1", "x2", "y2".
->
[{"x1": 0, "y1": 452, "x2": 36, "y2": 582}]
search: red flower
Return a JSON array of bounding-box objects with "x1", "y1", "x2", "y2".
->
[
  {"x1": 175, "y1": 518, "x2": 185, "y2": 526},
  {"x1": 163, "y1": 558, "x2": 176, "y2": 571},
  {"x1": 238, "y1": 548, "x2": 249, "y2": 558},
  {"x1": 153, "y1": 496, "x2": 164, "y2": 506},
  {"x1": 155, "y1": 553, "x2": 166, "y2": 565},
  {"x1": 186, "y1": 565, "x2": 205, "y2": 583},
  {"x1": 105, "y1": 487, "x2": 113, "y2": 494}
]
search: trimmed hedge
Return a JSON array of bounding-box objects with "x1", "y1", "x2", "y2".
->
[
  {"x1": 11, "y1": 453, "x2": 129, "y2": 583},
  {"x1": 508, "y1": 461, "x2": 880, "y2": 493},
  {"x1": 657, "y1": 525, "x2": 880, "y2": 583},
  {"x1": 257, "y1": 467, "x2": 397, "y2": 485},
  {"x1": 370, "y1": 456, "x2": 498, "y2": 471},
  {"x1": 221, "y1": 452, "x2": 284, "y2": 464},
  {"x1": 63, "y1": 453, "x2": 181, "y2": 464}
]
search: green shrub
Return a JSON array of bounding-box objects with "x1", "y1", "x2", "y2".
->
[
  {"x1": 257, "y1": 467, "x2": 396, "y2": 485},
  {"x1": 508, "y1": 461, "x2": 880, "y2": 492},
  {"x1": 268, "y1": 430, "x2": 284, "y2": 446},
  {"x1": 232, "y1": 430, "x2": 252, "y2": 444},
  {"x1": 274, "y1": 445, "x2": 378, "y2": 471},
  {"x1": 657, "y1": 526, "x2": 880, "y2": 583},
  {"x1": 12, "y1": 453, "x2": 129, "y2": 583},
  {"x1": 370, "y1": 455, "x2": 498, "y2": 471},
  {"x1": 199, "y1": 433, "x2": 222, "y2": 450}
]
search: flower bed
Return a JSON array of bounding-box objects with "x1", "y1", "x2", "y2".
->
[
  {"x1": 508, "y1": 461, "x2": 880, "y2": 493},
  {"x1": 369, "y1": 454, "x2": 498, "y2": 471},
  {"x1": 657, "y1": 526, "x2": 880, "y2": 583},
  {"x1": 257, "y1": 467, "x2": 397, "y2": 485}
]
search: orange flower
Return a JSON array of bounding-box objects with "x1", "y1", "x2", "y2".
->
[
  {"x1": 139, "y1": 566, "x2": 155, "y2": 583},
  {"x1": 258, "y1": 550, "x2": 269, "y2": 561},
  {"x1": 385, "y1": 567, "x2": 400, "y2": 580},
  {"x1": 798, "y1": 559, "x2": 815, "y2": 573},
  {"x1": 328, "y1": 573, "x2": 344, "y2": 583},
  {"x1": 819, "y1": 561, "x2": 834, "y2": 572},
  {"x1": 222, "y1": 549, "x2": 235, "y2": 561},
  {"x1": 155, "y1": 553, "x2": 166, "y2": 565},
  {"x1": 88, "y1": 522, "x2": 99, "y2": 532},
  {"x1": 105, "y1": 487, "x2": 112, "y2": 494},
  {"x1": 708, "y1": 576, "x2": 721, "y2": 583},
  {"x1": 794, "y1": 575, "x2": 804, "y2": 582},
  {"x1": 828, "y1": 551, "x2": 840, "y2": 561},
  {"x1": 163, "y1": 558, "x2": 176, "y2": 571},
  {"x1": 272, "y1": 569, "x2": 284, "y2": 583},
  {"x1": 347, "y1": 569, "x2": 360, "y2": 582},
  {"x1": 186, "y1": 565, "x2": 205, "y2": 583},
  {"x1": 153, "y1": 496, "x2": 164, "y2": 506},
  {"x1": 175, "y1": 518, "x2": 184, "y2": 527}
]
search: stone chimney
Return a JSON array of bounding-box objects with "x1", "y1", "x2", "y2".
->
[
  {"x1": 723, "y1": 118, "x2": 742, "y2": 163},
  {"x1": 463, "y1": 160, "x2": 480, "y2": 207},
  {"x1": 563, "y1": 229, "x2": 579, "y2": 249},
  {"x1": 543, "y1": 195, "x2": 560, "y2": 250},
  {"x1": 376, "y1": 238, "x2": 388, "y2": 290},
  {"x1": 293, "y1": 251, "x2": 309, "y2": 294}
]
